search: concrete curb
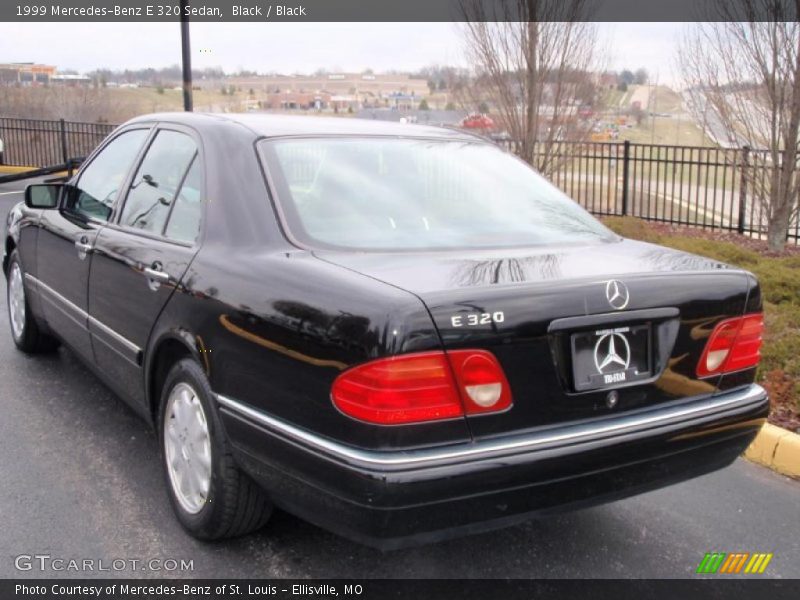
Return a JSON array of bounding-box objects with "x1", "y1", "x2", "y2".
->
[{"x1": 745, "y1": 423, "x2": 800, "y2": 479}]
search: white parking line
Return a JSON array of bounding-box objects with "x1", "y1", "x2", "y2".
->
[{"x1": 0, "y1": 191, "x2": 23, "y2": 196}]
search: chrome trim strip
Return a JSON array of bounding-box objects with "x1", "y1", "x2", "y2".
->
[
  {"x1": 217, "y1": 384, "x2": 767, "y2": 469},
  {"x1": 26, "y1": 273, "x2": 88, "y2": 328},
  {"x1": 25, "y1": 273, "x2": 141, "y2": 358},
  {"x1": 88, "y1": 314, "x2": 141, "y2": 359}
]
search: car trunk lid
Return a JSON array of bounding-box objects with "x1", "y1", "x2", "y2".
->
[{"x1": 316, "y1": 239, "x2": 754, "y2": 439}]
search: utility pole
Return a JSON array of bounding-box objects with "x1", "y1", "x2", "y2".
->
[
  {"x1": 180, "y1": 0, "x2": 193, "y2": 112},
  {"x1": 650, "y1": 71, "x2": 658, "y2": 144}
]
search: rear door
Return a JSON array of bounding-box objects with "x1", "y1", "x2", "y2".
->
[
  {"x1": 35, "y1": 127, "x2": 150, "y2": 361},
  {"x1": 87, "y1": 125, "x2": 203, "y2": 409}
]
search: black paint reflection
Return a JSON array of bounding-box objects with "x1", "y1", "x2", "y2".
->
[
  {"x1": 640, "y1": 248, "x2": 729, "y2": 272},
  {"x1": 451, "y1": 254, "x2": 564, "y2": 286}
]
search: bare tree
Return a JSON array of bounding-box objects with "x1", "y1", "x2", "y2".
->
[
  {"x1": 458, "y1": 1, "x2": 602, "y2": 175},
  {"x1": 679, "y1": 2, "x2": 800, "y2": 250}
]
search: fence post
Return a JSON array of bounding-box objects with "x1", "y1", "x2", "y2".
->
[
  {"x1": 621, "y1": 140, "x2": 631, "y2": 216},
  {"x1": 59, "y1": 118, "x2": 68, "y2": 165},
  {"x1": 738, "y1": 145, "x2": 750, "y2": 235}
]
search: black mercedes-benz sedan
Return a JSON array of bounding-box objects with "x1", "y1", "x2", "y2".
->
[{"x1": 4, "y1": 113, "x2": 768, "y2": 548}]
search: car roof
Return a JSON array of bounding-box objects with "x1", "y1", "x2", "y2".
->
[{"x1": 126, "y1": 112, "x2": 485, "y2": 141}]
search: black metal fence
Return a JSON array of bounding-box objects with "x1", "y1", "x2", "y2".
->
[
  {"x1": 0, "y1": 117, "x2": 116, "y2": 168},
  {"x1": 500, "y1": 139, "x2": 799, "y2": 245},
  {"x1": 0, "y1": 117, "x2": 797, "y2": 244}
]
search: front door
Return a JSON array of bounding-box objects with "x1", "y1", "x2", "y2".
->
[
  {"x1": 35, "y1": 128, "x2": 150, "y2": 362},
  {"x1": 88, "y1": 127, "x2": 203, "y2": 409}
]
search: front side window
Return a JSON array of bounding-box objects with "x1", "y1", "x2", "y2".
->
[
  {"x1": 67, "y1": 129, "x2": 149, "y2": 221},
  {"x1": 119, "y1": 130, "x2": 197, "y2": 236},
  {"x1": 261, "y1": 137, "x2": 616, "y2": 251}
]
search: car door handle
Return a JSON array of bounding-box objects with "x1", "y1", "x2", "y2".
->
[
  {"x1": 143, "y1": 267, "x2": 170, "y2": 283},
  {"x1": 74, "y1": 239, "x2": 93, "y2": 255}
]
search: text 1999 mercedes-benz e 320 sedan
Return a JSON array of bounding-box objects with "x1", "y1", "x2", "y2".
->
[{"x1": 4, "y1": 113, "x2": 767, "y2": 548}]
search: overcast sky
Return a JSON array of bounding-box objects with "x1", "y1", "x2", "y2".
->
[{"x1": 0, "y1": 22, "x2": 686, "y2": 84}]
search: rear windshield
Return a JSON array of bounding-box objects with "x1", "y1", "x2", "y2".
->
[{"x1": 259, "y1": 137, "x2": 616, "y2": 251}]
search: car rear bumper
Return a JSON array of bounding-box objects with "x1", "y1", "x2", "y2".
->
[{"x1": 218, "y1": 384, "x2": 768, "y2": 549}]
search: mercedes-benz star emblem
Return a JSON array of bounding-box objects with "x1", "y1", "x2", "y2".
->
[
  {"x1": 605, "y1": 280, "x2": 630, "y2": 310},
  {"x1": 593, "y1": 332, "x2": 631, "y2": 374}
]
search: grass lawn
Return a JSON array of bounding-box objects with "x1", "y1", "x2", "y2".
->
[
  {"x1": 602, "y1": 216, "x2": 800, "y2": 432},
  {"x1": 648, "y1": 85, "x2": 684, "y2": 114},
  {"x1": 619, "y1": 115, "x2": 713, "y2": 147}
]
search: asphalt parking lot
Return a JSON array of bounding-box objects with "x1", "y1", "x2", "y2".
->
[{"x1": 0, "y1": 180, "x2": 798, "y2": 579}]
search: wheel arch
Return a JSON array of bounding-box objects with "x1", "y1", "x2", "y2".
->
[
  {"x1": 145, "y1": 330, "x2": 208, "y2": 425},
  {"x1": 4, "y1": 236, "x2": 16, "y2": 275},
  {"x1": 3, "y1": 201, "x2": 26, "y2": 276}
]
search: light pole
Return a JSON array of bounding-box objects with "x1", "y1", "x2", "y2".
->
[{"x1": 180, "y1": 0, "x2": 193, "y2": 112}]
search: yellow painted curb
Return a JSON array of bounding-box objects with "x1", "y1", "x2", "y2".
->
[
  {"x1": 0, "y1": 165, "x2": 37, "y2": 174},
  {"x1": 772, "y1": 432, "x2": 800, "y2": 478},
  {"x1": 745, "y1": 423, "x2": 789, "y2": 463},
  {"x1": 745, "y1": 423, "x2": 800, "y2": 478},
  {"x1": 0, "y1": 167, "x2": 69, "y2": 179}
]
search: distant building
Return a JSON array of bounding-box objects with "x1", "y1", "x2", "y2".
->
[
  {"x1": 51, "y1": 74, "x2": 91, "y2": 87},
  {"x1": 223, "y1": 72, "x2": 429, "y2": 111},
  {"x1": 261, "y1": 91, "x2": 332, "y2": 110},
  {"x1": 0, "y1": 63, "x2": 56, "y2": 85},
  {"x1": 330, "y1": 94, "x2": 360, "y2": 111},
  {"x1": 357, "y1": 108, "x2": 467, "y2": 127},
  {"x1": 386, "y1": 92, "x2": 419, "y2": 111},
  {"x1": 593, "y1": 72, "x2": 618, "y2": 90}
]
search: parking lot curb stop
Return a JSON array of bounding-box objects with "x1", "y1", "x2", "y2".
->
[{"x1": 745, "y1": 423, "x2": 800, "y2": 479}]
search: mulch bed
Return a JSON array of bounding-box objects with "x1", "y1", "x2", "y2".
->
[
  {"x1": 644, "y1": 222, "x2": 800, "y2": 258},
  {"x1": 770, "y1": 406, "x2": 800, "y2": 433},
  {"x1": 763, "y1": 370, "x2": 800, "y2": 433}
]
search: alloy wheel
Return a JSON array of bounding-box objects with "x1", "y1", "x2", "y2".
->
[{"x1": 164, "y1": 382, "x2": 213, "y2": 514}]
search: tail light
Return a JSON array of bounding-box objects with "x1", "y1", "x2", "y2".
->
[
  {"x1": 332, "y1": 350, "x2": 512, "y2": 425},
  {"x1": 446, "y1": 350, "x2": 513, "y2": 415},
  {"x1": 697, "y1": 313, "x2": 764, "y2": 378}
]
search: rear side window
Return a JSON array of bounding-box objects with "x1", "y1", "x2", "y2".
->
[
  {"x1": 164, "y1": 156, "x2": 203, "y2": 244},
  {"x1": 68, "y1": 129, "x2": 149, "y2": 221},
  {"x1": 119, "y1": 130, "x2": 197, "y2": 236}
]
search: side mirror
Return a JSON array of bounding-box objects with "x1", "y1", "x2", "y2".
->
[{"x1": 24, "y1": 184, "x2": 61, "y2": 209}]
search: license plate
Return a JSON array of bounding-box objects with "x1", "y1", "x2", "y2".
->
[{"x1": 571, "y1": 324, "x2": 652, "y2": 392}]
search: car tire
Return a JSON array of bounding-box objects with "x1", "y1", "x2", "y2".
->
[
  {"x1": 158, "y1": 358, "x2": 272, "y2": 540},
  {"x1": 6, "y1": 250, "x2": 60, "y2": 353}
]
